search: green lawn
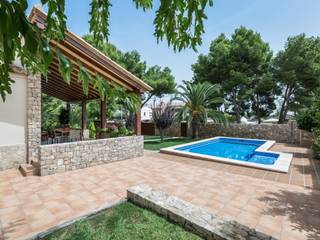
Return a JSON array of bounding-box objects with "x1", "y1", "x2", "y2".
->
[
  {"x1": 143, "y1": 135, "x2": 161, "y2": 140},
  {"x1": 45, "y1": 202, "x2": 200, "y2": 240},
  {"x1": 144, "y1": 138, "x2": 197, "y2": 151},
  {"x1": 143, "y1": 135, "x2": 173, "y2": 141}
]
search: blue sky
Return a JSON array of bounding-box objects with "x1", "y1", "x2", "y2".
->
[{"x1": 28, "y1": 0, "x2": 320, "y2": 85}]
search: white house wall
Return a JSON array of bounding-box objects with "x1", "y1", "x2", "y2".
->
[
  {"x1": 0, "y1": 73, "x2": 27, "y2": 170},
  {"x1": 0, "y1": 73, "x2": 27, "y2": 146}
]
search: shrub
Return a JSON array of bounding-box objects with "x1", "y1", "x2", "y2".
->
[
  {"x1": 88, "y1": 121, "x2": 96, "y2": 139},
  {"x1": 312, "y1": 142, "x2": 320, "y2": 159},
  {"x1": 153, "y1": 105, "x2": 175, "y2": 142},
  {"x1": 296, "y1": 110, "x2": 318, "y2": 132},
  {"x1": 59, "y1": 108, "x2": 70, "y2": 126}
]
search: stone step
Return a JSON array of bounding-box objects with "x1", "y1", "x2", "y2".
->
[{"x1": 19, "y1": 163, "x2": 39, "y2": 176}]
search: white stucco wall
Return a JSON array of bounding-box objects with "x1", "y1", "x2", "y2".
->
[{"x1": 0, "y1": 73, "x2": 27, "y2": 146}]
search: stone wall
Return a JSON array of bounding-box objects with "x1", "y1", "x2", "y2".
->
[
  {"x1": 194, "y1": 121, "x2": 314, "y2": 146},
  {"x1": 128, "y1": 184, "x2": 276, "y2": 240},
  {"x1": 0, "y1": 144, "x2": 26, "y2": 171},
  {"x1": 39, "y1": 136, "x2": 144, "y2": 176},
  {"x1": 27, "y1": 74, "x2": 41, "y2": 163}
]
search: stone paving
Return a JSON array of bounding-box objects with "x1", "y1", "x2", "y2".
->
[{"x1": 0, "y1": 143, "x2": 320, "y2": 240}]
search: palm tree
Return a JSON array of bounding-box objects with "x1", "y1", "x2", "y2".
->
[{"x1": 174, "y1": 81, "x2": 227, "y2": 139}]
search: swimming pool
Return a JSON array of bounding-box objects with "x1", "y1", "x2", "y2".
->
[{"x1": 160, "y1": 137, "x2": 292, "y2": 172}]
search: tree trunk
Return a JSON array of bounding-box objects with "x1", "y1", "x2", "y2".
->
[
  {"x1": 126, "y1": 112, "x2": 135, "y2": 130},
  {"x1": 191, "y1": 121, "x2": 199, "y2": 139},
  {"x1": 141, "y1": 93, "x2": 154, "y2": 108},
  {"x1": 256, "y1": 94, "x2": 261, "y2": 124},
  {"x1": 278, "y1": 85, "x2": 290, "y2": 124},
  {"x1": 232, "y1": 91, "x2": 241, "y2": 123},
  {"x1": 160, "y1": 129, "x2": 164, "y2": 143}
]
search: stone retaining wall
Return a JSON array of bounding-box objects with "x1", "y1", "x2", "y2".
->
[
  {"x1": 195, "y1": 121, "x2": 314, "y2": 146},
  {"x1": 0, "y1": 144, "x2": 26, "y2": 171},
  {"x1": 145, "y1": 120, "x2": 314, "y2": 146},
  {"x1": 128, "y1": 184, "x2": 276, "y2": 240},
  {"x1": 39, "y1": 136, "x2": 143, "y2": 176}
]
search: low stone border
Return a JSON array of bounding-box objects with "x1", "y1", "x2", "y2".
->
[
  {"x1": 26, "y1": 198, "x2": 127, "y2": 240},
  {"x1": 127, "y1": 184, "x2": 277, "y2": 240}
]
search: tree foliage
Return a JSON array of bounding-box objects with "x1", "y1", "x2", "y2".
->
[
  {"x1": 174, "y1": 81, "x2": 226, "y2": 139},
  {"x1": 142, "y1": 66, "x2": 176, "y2": 106},
  {"x1": 192, "y1": 27, "x2": 274, "y2": 123},
  {"x1": 83, "y1": 34, "x2": 176, "y2": 107},
  {"x1": 41, "y1": 94, "x2": 63, "y2": 130},
  {"x1": 0, "y1": 0, "x2": 213, "y2": 101},
  {"x1": 272, "y1": 34, "x2": 320, "y2": 123}
]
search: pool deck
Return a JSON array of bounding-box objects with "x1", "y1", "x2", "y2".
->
[{"x1": 0, "y1": 143, "x2": 320, "y2": 240}]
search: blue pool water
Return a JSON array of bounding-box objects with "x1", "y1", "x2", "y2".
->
[{"x1": 175, "y1": 137, "x2": 278, "y2": 165}]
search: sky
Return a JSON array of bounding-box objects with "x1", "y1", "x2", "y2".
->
[{"x1": 27, "y1": 0, "x2": 320, "y2": 85}]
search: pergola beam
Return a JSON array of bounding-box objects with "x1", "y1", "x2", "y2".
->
[
  {"x1": 100, "y1": 100, "x2": 107, "y2": 130},
  {"x1": 134, "y1": 93, "x2": 142, "y2": 136}
]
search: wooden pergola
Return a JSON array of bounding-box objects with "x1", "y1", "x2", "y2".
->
[{"x1": 29, "y1": 7, "x2": 152, "y2": 136}]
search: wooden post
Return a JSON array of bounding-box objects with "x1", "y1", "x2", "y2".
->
[
  {"x1": 134, "y1": 93, "x2": 141, "y2": 136},
  {"x1": 81, "y1": 100, "x2": 87, "y2": 133},
  {"x1": 100, "y1": 99, "x2": 107, "y2": 129}
]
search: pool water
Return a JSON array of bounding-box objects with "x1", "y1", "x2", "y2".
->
[{"x1": 175, "y1": 137, "x2": 278, "y2": 165}]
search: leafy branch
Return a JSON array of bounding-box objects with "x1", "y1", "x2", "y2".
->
[{"x1": 0, "y1": 0, "x2": 213, "y2": 101}]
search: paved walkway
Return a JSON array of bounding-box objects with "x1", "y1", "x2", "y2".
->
[{"x1": 0, "y1": 144, "x2": 320, "y2": 240}]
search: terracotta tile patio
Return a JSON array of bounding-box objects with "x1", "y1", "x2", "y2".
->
[{"x1": 0, "y1": 143, "x2": 320, "y2": 240}]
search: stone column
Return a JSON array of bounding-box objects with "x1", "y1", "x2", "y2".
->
[
  {"x1": 134, "y1": 93, "x2": 141, "y2": 136},
  {"x1": 27, "y1": 74, "x2": 41, "y2": 164}
]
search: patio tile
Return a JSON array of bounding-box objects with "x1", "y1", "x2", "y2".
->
[
  {"x1": 0, "y1": 144, "x2": 320, "y2": 240},
  {"x1": 237, "y1": 211, "x2": 260, "y2": 228}
]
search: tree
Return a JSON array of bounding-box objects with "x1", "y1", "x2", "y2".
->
[
  {"x1": 84, "y1": 34, "x2": 176, "y2": 106},
  {"x1": 41, "y1": 94, "x2": 63, "y2": 130},
  {"x1": 83, "y1": 34, "x2": 147, "y2": 78},
  {"x1": 273, "y1": 34, "x2": 320, "y2": 123},
  {"x1": 192, "y1": 27, "x2": 273, "y2": 123},
  {"x1": 142, "y1": 66, "x2": 176, "y2": 107},
  {"x1": 0, "y1": 0, "x2": 213, "y2": 101},
  {"x1": 121, "y1": 51, "x2": 146, "y2": 79},
  {"x1": 152, "y1": 105, "x2": 175, "y2": 143},
  {"x1": 174, "y1": 81, "x2": 226, "y2": 139},
  {"x1": 250, "y1": 74, "x2": 278, "y2": 123}
]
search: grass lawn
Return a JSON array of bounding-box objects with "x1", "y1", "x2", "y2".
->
[
  {"x1": 143, "y1": 135, "x2": 174, "y2": 141},
  {"x1": 45, "y1": 202, "x2": 200, "y2": 240},
  {"x1": 144, "y1": 138, "x2": 197, "y2": 151},
  {"x1": 143, "y1": 135, "x2": 162, "y2": 140}
]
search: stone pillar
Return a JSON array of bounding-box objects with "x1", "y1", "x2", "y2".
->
[
  {"x1": 27, "y1": 74, "x2": 41, "y2": 164},
  {"x1": 134, "y1": 93, "x2": 141, "y2": 136}
]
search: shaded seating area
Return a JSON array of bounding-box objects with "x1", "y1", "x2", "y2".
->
[
  {"x1": 29, "y1": 7, "x2": 152, "y2": 147},
  {"x1": 41, "y1": 128, "x2": 89, "y2": 144}
]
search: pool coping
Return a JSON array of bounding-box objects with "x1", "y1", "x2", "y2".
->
[{"x1": 160, "y1": 136, "x2": 293, "y2": 173}]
